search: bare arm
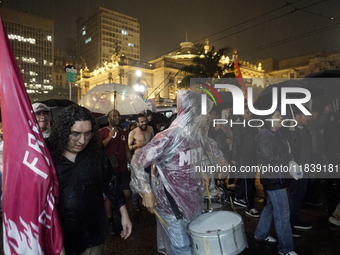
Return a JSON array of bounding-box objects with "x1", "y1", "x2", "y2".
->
[
  {"x1": 119, "y1": 205, "x2": 132, "y2": 239},
  {"x1": 128, "y1": 130, "x2": 136, "y2": 151}
]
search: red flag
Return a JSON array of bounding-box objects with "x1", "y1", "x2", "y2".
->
[
  {"x1": 0, "y1": 18, "x2": 63, "y2": 254},
  {"x1": 233, "y1": 56, "x2": 248, "y2": 99}
]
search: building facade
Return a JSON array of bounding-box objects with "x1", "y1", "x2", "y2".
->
[
  {"x1": 53, "y1": 47, "x2": 83, "y2": 101},
  {"x1": 76, "y1": 40, "x2": 265, "y2": 107},
  {"x1": 77, "y1": 6, "x2": 140, "y2": 71},
  {"x1": 0, "y1": 7, "x2": 54, "y2": 102}
]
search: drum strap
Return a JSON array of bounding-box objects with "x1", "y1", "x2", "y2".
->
[{"x1": 163, "y1": 185, "x2": 183, "y2": 220}]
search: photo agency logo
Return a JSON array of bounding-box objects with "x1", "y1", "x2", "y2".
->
[{"x1": 196, "y1": 78, "x2": 312, "y2": 128}]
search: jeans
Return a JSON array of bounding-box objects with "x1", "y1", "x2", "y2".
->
[
  {"x1": 255, "y1": 188, "x2": 294, "y2": 254},
  {"x1": 236, "y1": 177, "x2": 255, "y2": 210},
  {"x1": 289, "y1": 179, "x2": 308, "y2": 226},
  {"x1": 157, "y1": 211, "x2": 191, "y2": 255}
]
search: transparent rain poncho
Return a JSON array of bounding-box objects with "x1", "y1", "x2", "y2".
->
[{"x1": 130, "y1": 89, "x2": 226, "y2": 254}]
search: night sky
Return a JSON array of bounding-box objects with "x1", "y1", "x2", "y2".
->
[{"x1": 1, "y1": 0, "x2": 340, "y2": 63}]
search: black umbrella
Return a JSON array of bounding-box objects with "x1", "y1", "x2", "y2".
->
[
  {"x1": 253, "y1": 79, "x2": 319, "y2": 117},
  {"x1": 305, "y1": 70, "x2": 340, "y2": 112},
  {"x1": 38, "y1": 99, "x2": 76, "y2": 107}
]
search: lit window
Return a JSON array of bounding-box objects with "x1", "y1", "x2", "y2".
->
[
  {"x1": 47, "y1": 35, "x2": 52, "y2": 41},
  {"x1": 43, "y1": 85, "x2": 53, "y2": 90},
  {"x1": 82, "y1": 26, "x2": 86, "y2": 36},
  {"x1": 121, "y1": 30, "x2": 128, "y2": 35},
  {"x1": 85, "y1": 37, "x2": 92, "y2": 44},
  {"x1": 8, "y1": 34, "x2": 36, "y2": 44},
  {"x1": 128, "y1": 43, "x2": 134, "y2": 47},
  {"x1": 22, "y1": 57, "x2": 36, "y2": 63}
]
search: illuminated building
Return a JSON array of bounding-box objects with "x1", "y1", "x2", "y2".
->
[
  {"x1": 53, "y1": 47, "x2": 82, "y2": 101},
  {"x1": 77, "y1": 6, "x2": 140, "y2": 71},
  {"x1": 76, "y1": 40, "x2": 265, "y2": 106},
  {"x1": 0, "y1": 7, "x2": 54, "y2": 102}
]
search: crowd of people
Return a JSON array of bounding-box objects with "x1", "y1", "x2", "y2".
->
[{"x1": 4, "y1": 89, "x2": 337, "y2": 255}]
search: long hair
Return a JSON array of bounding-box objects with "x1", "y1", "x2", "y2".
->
[{"x1": 49, "y1": 104, "x2": 101, "y2": 157}]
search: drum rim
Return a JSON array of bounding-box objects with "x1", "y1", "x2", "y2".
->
[{"x1": 188, "y1": 211, "x2": 243, "y2": 234}]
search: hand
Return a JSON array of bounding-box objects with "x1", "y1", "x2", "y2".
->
[
  {"x1": 119, "y1": 205, "x2": 132, "y2": 240},
  {"x1": 201, "y1": 176, "x2": 210, "y2": 188},
  {"x1": 108, "y1": 127, "x2": 118, "y2": 138},
  {"x1": 219, "y1": 159, "x2": 228, "y2": 166},
  {"x1": 142, "y1": 192, "x2": 157, "y2": 214}
]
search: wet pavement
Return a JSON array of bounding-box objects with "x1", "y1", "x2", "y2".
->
[{"x1": 102, "y1": 181, "x2": 340, "y2": 255}]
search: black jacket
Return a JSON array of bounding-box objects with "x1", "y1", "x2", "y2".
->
[
  {"x1": 255, "y1": 128, "x2": 292, "y2": 190},
  {"x1": 232, "y1": 124, "x2": 258, "y2": 166},
  {"x1": 50, "y1": 147, "x2": 125, "y2": 255}
]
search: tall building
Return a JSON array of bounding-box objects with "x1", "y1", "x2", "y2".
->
[
  {"x1": 77, "y1": 6, "x2": 140, "y2": 71},
  {"x1": 53, "y1": 47, "x2": 82, "y2": 101},
  {"x1": 0, "y1": 7, "x2": 54, "y2": 102}
]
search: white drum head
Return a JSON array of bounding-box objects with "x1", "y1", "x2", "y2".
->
[{"x1": 189, "y1": 211, "x2": 242, "y2": 234}]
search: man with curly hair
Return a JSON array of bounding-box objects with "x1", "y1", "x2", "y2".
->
[{"x1": 48, "y1": 104, "x2": 132, "y2": 254}]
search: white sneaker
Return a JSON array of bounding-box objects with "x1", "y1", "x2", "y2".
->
[
  {"x1": 279, "y1": 251, "x2": 298, "y2": 255},
  {"x1": 254, "y1": 235, "x2": 277, "y2": 243},
  {"x1": 329, "y1": 216, "x2": 340, "y2": 227}
]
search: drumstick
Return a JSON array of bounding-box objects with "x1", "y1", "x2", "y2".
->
[
  {"x1": 205, "y1": 182, "x2": 212, "y2": 209},
  {"x1": 138, "y1": 193, "x2": 168, "y2": 229}
]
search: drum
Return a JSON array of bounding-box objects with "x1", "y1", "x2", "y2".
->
[
  {"x1": 188, "y1": 211, "x2": 247, "y2": 255},
  {"x1": 202, "y1": 190, "x2": 225, "y2": 212}
]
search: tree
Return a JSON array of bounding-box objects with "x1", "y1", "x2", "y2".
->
[{"x1": 178, "y1": 44, "x2": 235, "y2": 89}]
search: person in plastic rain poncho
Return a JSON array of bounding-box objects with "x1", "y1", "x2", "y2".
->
[{"x1": 130, "y1": 89, "x2": 227, "y2": 255}]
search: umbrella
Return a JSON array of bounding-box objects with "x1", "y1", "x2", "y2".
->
[
  {"x1": 79, "y1": 83, "x2": 148, "y2": 115},
  {"x1": 305, "y1": 70, "x2": 340, "y2": 112},
  {"x1": 37, "y1": 99, "x2": 76, "y2": 123},
  {"x1": 253, "y1": 79, "x2": 325, "y2": 116},
  {"x1": 39, "y1": 99, "x2": 76, "y2": 108}
]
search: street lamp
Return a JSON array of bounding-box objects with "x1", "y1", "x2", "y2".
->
[
  {"x1": 134, "y1": 70, "x2": 145, "y2": 97},
  {"x1": 136, "y1": 69, "x2": 142, "y2": 78}
]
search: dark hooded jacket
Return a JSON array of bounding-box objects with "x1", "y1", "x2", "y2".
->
[
  {"x1": 255, "y1": 128, "x2": 292, "y2": 190},
  {"x1": 50, "y1": 146, "x2": 125, "y2": 255}
]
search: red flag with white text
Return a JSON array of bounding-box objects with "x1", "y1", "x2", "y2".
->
[
  {"x1": 233, "y1": 56, "x2": 248, "y2": 99},
  {"x1": 0, "y1": 18, "x2": 63, "y2": 254}
]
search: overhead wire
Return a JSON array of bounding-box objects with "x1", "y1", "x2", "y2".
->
[
  {"x1": 147, "y1": 0, "x2": 332, "y2": 62},
  {"x1": 209, "y1": 0, "x2": 327, "y2": 45},
  {"x1": 147, "y1": 0, "x2": 306, "y2": 61},
  {"x1": 146, "y1": 72, "x2": 172, "y2": 100},
  {"x1": 242, "y1": 0, "x2": 339, "y2": 55},
  {"x1": 147, "y1": 0, "x2": 304, "y2": 61}
]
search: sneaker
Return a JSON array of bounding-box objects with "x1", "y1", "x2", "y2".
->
[
  {"x1": 246, "y1": 208, "x2": 260, "y2": 218},
  {"x1": 278, "y1": 251, "x2": 298, "y2": 255},
  {"x1": 292, "y1": 228, "x2": 301, "y2": 238},
  {"x1": 254, "y1": 235, "x2": 277, "y2": 243},
  {"x1": 234, "y1": 198, "x2": 247, "y2": 207},
  {"x1": 305, "y1": 199, "x2": 323, "y2": 207},
  {"x1": 293, "y1": 222, "x2": 312, "y2": 230},
  {"x1": 329, "y1": 216, "x2": 340, "y2": 227}
]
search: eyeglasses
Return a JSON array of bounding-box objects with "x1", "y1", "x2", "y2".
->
[{"x1": 69, "y1": 131, "x2": 94, "y2": 141}]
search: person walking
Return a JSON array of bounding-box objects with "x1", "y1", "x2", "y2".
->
[
  {"x1": 254, "y1": 110, "x2": 297, "y2": 255},
  {"x1": 48, "y1": 104, "x2": 132, "y2": 254}
]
